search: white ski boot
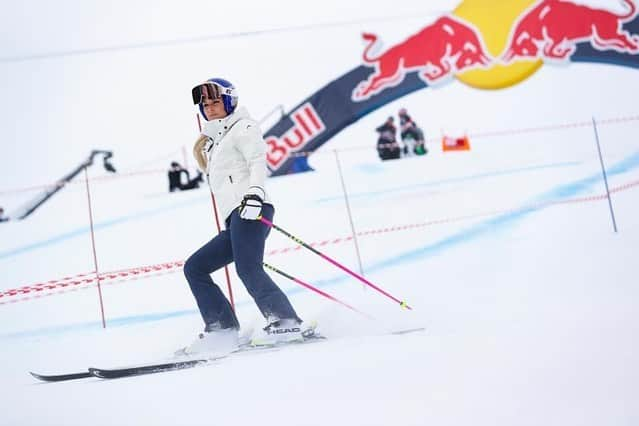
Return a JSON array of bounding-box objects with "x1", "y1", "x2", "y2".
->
[
  {"x1": 180, "y1": 327, "x2": 239, "y2": 357},
  {"x1": 250, "y1": 317, "x2": 305, "y2": 347}
]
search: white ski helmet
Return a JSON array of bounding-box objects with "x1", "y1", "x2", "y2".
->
[{"x1": 191, "y1": 78, "x2": 238, "y2": 118}]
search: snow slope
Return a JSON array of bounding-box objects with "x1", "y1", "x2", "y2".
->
[
  {"x1": 2, "y1": 126, "x2": 638, "y2": 425},
  {"x1": 1, "y1": 1, "x2": 639, "y2": 425}
]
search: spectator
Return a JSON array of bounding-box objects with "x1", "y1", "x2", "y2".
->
[
  {"x1": 0, "y1": 207, "x2": 9, "y2": 222},
  {"x1": 168, "y1": 161, "x2": 203, "y2": 192},
  {"x1": 376, "y1": 116, "x2": 401, "y2": 161},
  {"x1": 398, "y1": 108, "x2": 427, "y2": 156}
]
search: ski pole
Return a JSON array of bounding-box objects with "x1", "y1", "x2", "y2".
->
[
  {"x1": 263, "y1": 262, "x2": 372, "y2": 319},
  {"x1": 197, "y1": 115, "x2": 235, "y2": 311},
  {"x1": 259, "y1": 217, "x2": 412, "y2": 310},
  {"x1": 209, "y1": 191, "x2": 235, "y2": 310}
]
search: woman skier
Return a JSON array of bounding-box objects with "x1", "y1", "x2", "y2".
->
[{"x1": 183, "y1": 78, "x2": 304, "y2": 355}]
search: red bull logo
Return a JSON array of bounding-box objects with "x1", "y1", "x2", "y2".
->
[
  {"x1": 502, "y1": 0, "x2": 639, "y2": 62},
  {"x1": 352, "y1": 0, "x2": 639, "y2": 94},
  {"x1": 352, "y1": 16, "x2": 492, "y2": 101},
  {"x1": 265, "y1": 103, "x2": 326, "y2": 170}
]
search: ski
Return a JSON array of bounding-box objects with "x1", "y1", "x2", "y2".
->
[
  {"x1": 30, "y1": 326, "x2": 424, "y2": 382},
  {"x1": 29, "y1": 334, "x2": 323, "y2": 383},
  {"x1": 88, "y1": 334, "x2": 326, "y2": 380},
  {"x1": 28, "y1": 342, "x2": 275, "y2": 383}
]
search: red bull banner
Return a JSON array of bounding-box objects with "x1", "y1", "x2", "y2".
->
[{"x1": 266, "y1": 0, "x2": 639, "y2": 176}]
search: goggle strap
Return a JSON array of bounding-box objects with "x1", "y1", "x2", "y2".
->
[{"x1": 192, "y1": 82, "x2": 237, "y2": 104}]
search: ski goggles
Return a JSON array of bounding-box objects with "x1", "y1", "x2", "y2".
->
[{"x1": 191, "y1": 82, "x2": 237, "y2": 105}]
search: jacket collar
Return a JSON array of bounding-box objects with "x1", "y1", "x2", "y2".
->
[{"x1": 202, "y1": 106, "x2": 250, "y2": 140}]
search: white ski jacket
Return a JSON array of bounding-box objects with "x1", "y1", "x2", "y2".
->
[{"x1": 198, "y1": 106, "x2": 271, "y2": 224}]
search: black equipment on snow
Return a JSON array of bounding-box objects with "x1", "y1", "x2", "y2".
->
[{"x1": 14, "y1": 150, "x2": 116, "y2": 220}]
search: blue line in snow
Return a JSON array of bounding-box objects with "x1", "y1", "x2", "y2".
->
[
  {"x1": 316, "y1": 161, "x2": 582, "y2": 203},
  {"x1": 0, "y1": 192, "x2": 207, "y2": 260},
  {"x1": 364, "y1": 150, "x2": 639, "y2": 272},
  {"x1": 0, "y1": 309, "x2": 198, "y2": 340}
]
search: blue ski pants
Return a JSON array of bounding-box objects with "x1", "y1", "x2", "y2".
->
[{"x1": 183, "y1": 204, "x2": 300, "y2": 330}]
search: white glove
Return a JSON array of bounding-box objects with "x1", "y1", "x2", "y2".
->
[{"x1": 239, "y1": 194, "x2": 263, "y2": 220}]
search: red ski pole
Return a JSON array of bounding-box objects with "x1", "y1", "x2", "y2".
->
[
  {"x1": 260, "y1": 217, "x2": 412, "y2": 310},
  {"x1": 209, "y1": 192, "x2": 235, "y2": 310}
]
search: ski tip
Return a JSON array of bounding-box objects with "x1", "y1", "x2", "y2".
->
[
  {"x1": 29, "y1": 371, "x2": 44, "y2": 380},
  {"x1": 30, "y1": 370, "x2": 93, "y2": 382},
  {"x1": 30, "y1": 371, "x2": 59, "y2": 383}
]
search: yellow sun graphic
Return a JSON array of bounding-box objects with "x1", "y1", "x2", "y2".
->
[{"x1": 453, "y1": 0, "x2": 544, "y2": 89}]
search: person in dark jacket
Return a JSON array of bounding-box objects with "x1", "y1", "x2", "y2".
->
[
  {"x1": 398, "y1": 108, "x2": 427, "y2": 156},
  {"x1": 376, "y1": 116, "x2": 401, "y2": 160},
  {"x1": 168, "y1": 161, "x2": 203, "y2": 192}
]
